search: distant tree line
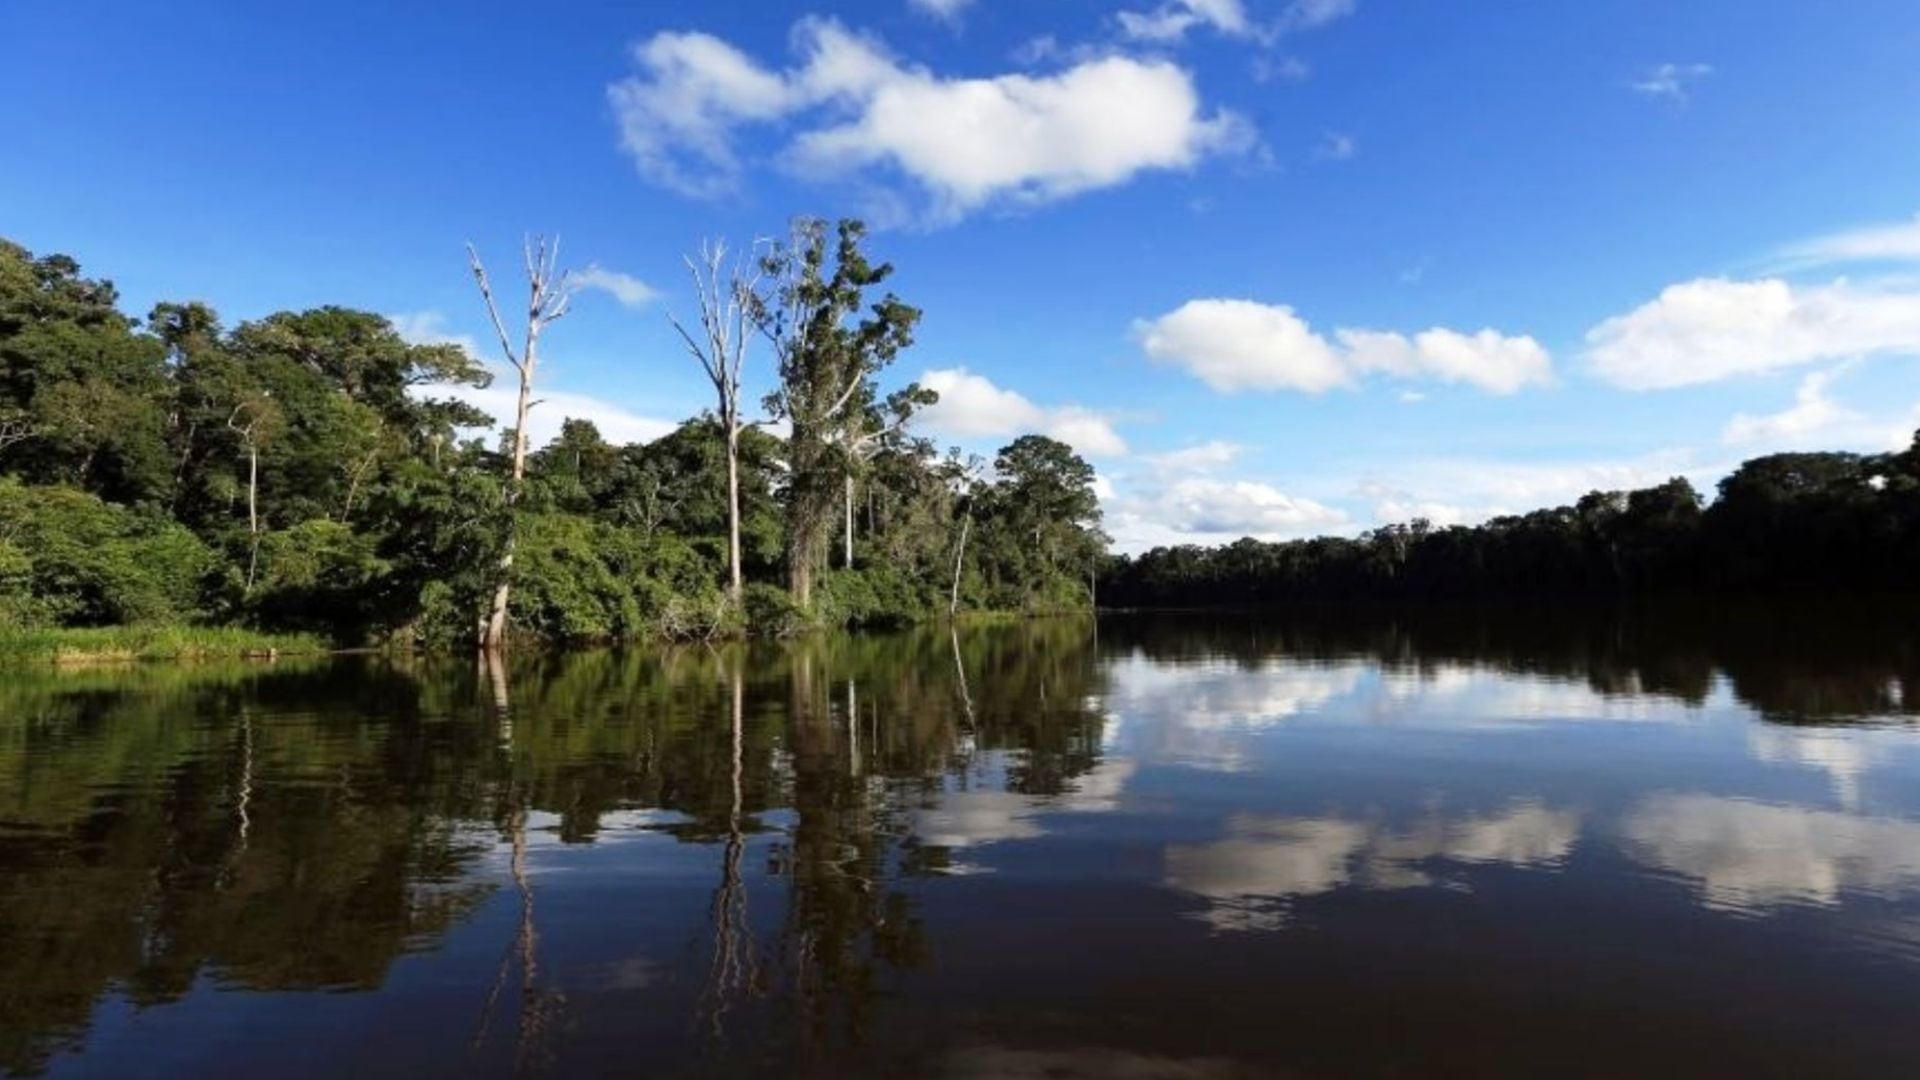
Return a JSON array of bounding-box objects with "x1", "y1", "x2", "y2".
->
[
  {"x1": 1101, "y1": 443, "x2": 1920, "y2": 607},
  {"x1": 0, "y1": 225, "x2": 1106, "y2": 645}
]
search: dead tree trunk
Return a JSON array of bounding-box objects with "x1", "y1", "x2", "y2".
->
[
  {"x1": 469, "y1": 236, "x2": 573, "y2": 651},
  {"x1": 670, "y1": 240, "x2": 760, "y2": 604},
  {"x1": 844, "y1": 474, "x2": 855, "y2": 569},
  {"x1": 949, "y1": 513, "x2": 970, "y2": 617}
]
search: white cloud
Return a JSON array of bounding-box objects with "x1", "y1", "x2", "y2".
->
[
  {"x1": 1585, "y1": 277, "x2": 1920, "y2": 389},
  {"x1": 572, "y1": 266, "x2": 661, "y2": 309},
  {"x1": 606, "y1": 31, "x2": 796, "y2": 197},
  {"x1": 393, "y1": 311, "x2": 678, "y2": 448},
  {"x1": 1106, "y1": 476, "x2": 1350, "y2": 550},
  {"x1": 387, "y1": 310, "x2": 482, "y2": 360},
  {"x1": 1104, "y1": 432, "x2": 1346, "y2": 550},
  {"x1": 1631, "y1": 62, "x2": 1712, "y2": 102},
  {"x1": 1137, "y1": 298, "x2": 1552, "y2": 395},
  {"x1": 1118, "y1": 0, "x2": 1354, "y2": 45},
  {"x1": 1355, "y1": 447, "x2": 1707, "y2": 527},
  {"x1": 1311, "y1": 131, "x2": 1356, "y2": 161},
  {"x1": 1776, "y1": 211, "x2": 1920, "y2": 269},
  {"x1": 1152, "y1": 477, "x2": 1348, "y2": 535},
  {"x1": 1621, "y1": 793, "x2": 1920, "y2": 911},
  {"x1": 1342, "y1": 327, "x2": 1552, "y2": 393},
  {"x1": 1722, "y1": 367, "x2": 1860, "y2": 446},
  {"x1": 1147, "y1": 440, "x2": 1242, "y2": 473},
  {"x1": 908, "y1": 0, "x2": 973, "y2": 22},
  {"x1": 916, "y1": 367, "x2": 1128, "y2": 457},
  {"x1": 1118, "y1": 0, "x2": 1251, "y2": 43},
  {"x1": 609, "y1": 18, "x2": 1249, "y2": 220},
  {"x1": 436, "y1": 382, "x2": 679, "y2": 450}
]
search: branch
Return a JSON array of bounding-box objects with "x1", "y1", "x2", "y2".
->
[{"x1": 468, "y1": 243, "x2": 524, "y2": 375}]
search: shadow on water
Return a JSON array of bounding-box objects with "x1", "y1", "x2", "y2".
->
[{"x1": 1, "y1": 604, "x2": 1917, "y2": 1076}]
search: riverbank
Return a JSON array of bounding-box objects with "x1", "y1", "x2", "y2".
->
[{"x1": 0, "y1": 626, "x2": 330, "y2": 664}]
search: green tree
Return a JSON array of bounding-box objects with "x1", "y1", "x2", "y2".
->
[{"x1": 753, "y1": 219, "x2": 920, "y2": 608}]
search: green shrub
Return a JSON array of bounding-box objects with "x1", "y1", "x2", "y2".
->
[
  {"x1": 510, "y1": 513, "x2": 727, "y2": 641},
  {"x1": 742, "y1": 582, "x2": 805, "y2": 636},
  {"x1": 815, "y1": 565, "x2": 933, "y2": 629},
  {"x1": 247, "y1": 519, "x2": 392, "y2": 636},
  {"x1": 0, "y1": 479, "x2": 217, "y2": 625}
]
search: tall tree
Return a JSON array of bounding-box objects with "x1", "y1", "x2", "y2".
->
[
  {"x1": 468, "y1": 237, "x2": 574, "y2": 650},
  {"x1": 752, "y1": 219, "x2": 919, "y2": 606},
  {"x1": 669, "y1": 240, "x2": 760, "y2": 602}
]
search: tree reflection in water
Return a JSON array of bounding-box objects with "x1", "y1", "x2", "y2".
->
[{"x1": 1, "y1": 605, "x2": 1917, "y2": 1075}]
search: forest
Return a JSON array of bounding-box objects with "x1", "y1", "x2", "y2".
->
[
  {"x1": 5, "y1": 223, "x2": 1916, "y2": 652},
  {"x1": 1101, "y1": 438, "x2": 1920, "y2": 607},
  {"x1": 0, "y1": 223, "x2": 1106, "y2": 648}
]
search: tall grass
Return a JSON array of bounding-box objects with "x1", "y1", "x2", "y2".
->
[{"x1": 0, "y1": 626, "x2": 329, "y2": 664}]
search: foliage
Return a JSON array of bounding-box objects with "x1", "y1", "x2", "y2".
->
[
  {"x1": 0, "y1": 231, "x2": 1106, "y2": 646},
  {"x1": 1102, "y1": 446, "x2": 1920, "y2": 607},
  {"x1": 0, "y1": 478, "x2": 218, "y2": 626},
  {"x1": 0, "y1": 624, "x2": 324, "y2": 663}
]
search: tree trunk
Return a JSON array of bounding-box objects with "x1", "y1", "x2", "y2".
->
[
  {"x1": 843, "y1": 475, "x2": 854, "y2": 569},
  {"x1": 482, "y1": 356, "x2": 535, "y2": 650},
  {"x1": 949, "y1": 514, "x2": 971, "y2": 616},
  {"x1": 724, "y1": 416, "x2": 743, "y2": 601},
  {"x1": 244, "y1": 442, "x2": 260, "y2": 592},
  {"x1": 789, "y1": 557, "x2": 813, "y2": 609}
]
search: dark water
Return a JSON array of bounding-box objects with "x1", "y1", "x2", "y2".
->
[{"x1": 5, "y1": 605, "x2": 1920, "y2": 1078}]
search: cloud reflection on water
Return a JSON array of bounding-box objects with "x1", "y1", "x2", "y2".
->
[
  {"x1": 1620, "y1": 793, "x2": 1920, "y2": 912},
  {"x1": 1163, "y1": 800, "x2": 1582, "y2": 932}
]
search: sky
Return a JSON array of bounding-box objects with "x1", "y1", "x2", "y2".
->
[{"x1": 4, "y1": 0, "x2": 1919, "y2": 551}]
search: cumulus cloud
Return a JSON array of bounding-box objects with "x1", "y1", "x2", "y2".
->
[
  {"x1": 1355, "y1": 447, "x2": 1707, "y2": 527},
  {"x1": 609, "y1": 18, "x2": 1249, "y2": 220},
  {"x1": 1150, "y1": 477, "x2": 1348, "y2": 535},
  {"x1": 1631, "y1": 62, "x2": 1712, "y2": 102},
  {"x1": 572, "y1": 266, "x2": 661, "y2": 309},
  {"x1": 1104, "y1": 439, "x2": 1347, "y2": 551},
  {"x1": 1775, "y1": 211, "x2": 1920, "y2": 269},
  {"x1": 915, "y1": 367, "x2": 1128, "y2": 457},
  {"x1": 1117, "y1": 0, "x2": 1252, "y2": 43},
  {"x1": 1585, "y1": 277, "x2": 1920, "y2": 389},
  {"x1": 437, "y1": 383, "x2": 679, "y2": 450},
  {"x1": 1722, "y1": 367, "x2": 1860, "y2": 446},
  {"x1": 393, "y1": 310, "x2": 677, "y2": 449},
  {"x1": 1117, "y1": 0, "x2": 1355, "y2": 44},
  {"x1": 1620, "y1": 793, "x2": 1920, "y2": 911},
  {"x1": 1136, "y1": 298, "x2": 1552, "y2": 394},
  {"x1": 387, "y1": 310, "x2": 482, "y2": 360},
  {"x1": 1146, "y1": 440, "x2": 1242, "y2": 472}
]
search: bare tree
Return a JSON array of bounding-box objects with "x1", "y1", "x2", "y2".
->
[
  {"x1": 226, "y1": 392, "x2": 279, "y2": 593},
  {"x1": 669, "y1": 240, "x2": 761, "y2": 603},
  {"x1": 945, "y1": 454, "x2": 984, "y2": 616},
  {"x1": 468, "y1": 237, "x2": 574, "y2": 651}
]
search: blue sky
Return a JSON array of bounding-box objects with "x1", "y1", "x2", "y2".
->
[{"x1": 5, "y1": 0, "x2": 1919, "y2": 550}]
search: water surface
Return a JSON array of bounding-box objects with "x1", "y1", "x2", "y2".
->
[{"x1": 4, "y1": 605, "x2": 1920, "y2": 1077}]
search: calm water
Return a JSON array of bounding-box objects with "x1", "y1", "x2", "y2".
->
[{"x1": 4, "y1": 605, "x2": 1920, "y2": 1078}]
